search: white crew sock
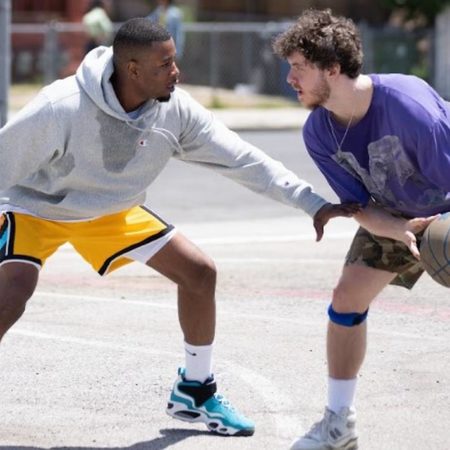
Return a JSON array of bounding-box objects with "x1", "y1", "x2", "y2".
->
[
  {"x1": 184, "y1": 341, "x2": 213, "y2": 383},
  {"x1": 327, "y1": 376, "x2": 357, "y2": 413}
]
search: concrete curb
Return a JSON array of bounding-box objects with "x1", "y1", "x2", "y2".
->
[
  {"x1": 9, "y1": 84, "x2": 310, "y2": 131},
  {"x1": 212, "y1": 107, "x2": 310, "y2": 131},
  {"x1": 9, "y1": 83, "x2": 310, "y2": 131}
]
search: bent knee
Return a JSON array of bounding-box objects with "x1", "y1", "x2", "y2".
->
[
  {"x1": 194, "y1": 257, "x2": 217, "y2": 290},
  {"x1": 184, "y1": 257, "x2": 217, "y2": 293},
  {"x1": 332, "y1": 280, "x2": 366, "y2": 313}
]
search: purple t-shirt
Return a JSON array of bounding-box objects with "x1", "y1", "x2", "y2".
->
[{"x1": 303, "y1": 74, "x2": 450, "y2": 217}]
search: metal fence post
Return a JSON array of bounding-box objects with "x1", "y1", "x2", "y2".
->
[
  {"x1": 243, "y1": 33, "x2": 252, "y2": 84},
  {"x1": 0, "y1": 0, "x2": 11, "y2": 127},
  {"x1": 209, "y1": 30, "x2": 219, "y2": 105},
  {"x1": 359, "y1": 21, "x2": 374, "y2": 73},
  {"x1": 43, "y1": 21, "x2": 59, "y2": 84}
]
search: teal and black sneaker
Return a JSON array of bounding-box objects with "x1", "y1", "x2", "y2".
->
[{"x1": 166, "y1": 368, "x2": 255, "y2": 436}]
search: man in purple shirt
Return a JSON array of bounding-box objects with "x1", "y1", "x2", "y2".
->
[{"x1": 273, "y1": 8, "x2": 446, "y2": 450}]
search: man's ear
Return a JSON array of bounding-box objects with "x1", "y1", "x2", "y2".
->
[
  {"x1": 326, "y1": 63, "x2": 341, "y2": 79},
  {"x1": 127, "y1": 60, "x2": 139, "y2": 79}
]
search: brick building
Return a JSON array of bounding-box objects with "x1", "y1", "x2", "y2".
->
[
  {"x1": 191, "y1": 0, "x2": 389, "y2": 24},
  {"x1": 12, "y1": 0, "x2": 94, "y2": 80},
  {"x1": 12, "y1": 0, "x2": 86, "y2": 22}
]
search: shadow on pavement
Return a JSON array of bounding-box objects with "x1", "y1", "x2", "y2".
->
[{"x1": 0, "y1": 428, "x2": 222, "y2": 450}]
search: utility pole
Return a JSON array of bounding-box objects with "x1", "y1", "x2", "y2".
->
[{"x1": 0, "y1": 0, "x2": 11, "y2": 127}]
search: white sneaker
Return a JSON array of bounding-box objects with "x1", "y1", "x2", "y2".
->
[{"x1": 290, "y1": 407, "x2": 358, "y2": 450}]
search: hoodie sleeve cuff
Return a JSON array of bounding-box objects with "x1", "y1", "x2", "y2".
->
[{"x1": 295, "y1": 187, "x2": 329, "y2": 218}]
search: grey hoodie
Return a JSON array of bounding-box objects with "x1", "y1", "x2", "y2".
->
[{"x1": 0, "y1": 46, "x2": 327, "y2": 221}]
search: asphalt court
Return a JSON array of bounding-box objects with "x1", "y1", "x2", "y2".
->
[
  {"x1": 1, "y1": 216, "x2": 450, "y2": 450},
  {"x1": 1, "y1": 131, "x2": 450, "y2": 449}
]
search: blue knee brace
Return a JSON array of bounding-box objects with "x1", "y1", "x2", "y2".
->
[{"x1": 328, "y1": 304, "x2": 369, "y2": 327}]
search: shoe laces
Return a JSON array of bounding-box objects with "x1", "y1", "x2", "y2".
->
[
  {"x1": 214, "y1": 393, "x2": 236, "y2": 412},
  {"x1": 304, "y1": 409, "x2": 333, "y2": 439}
]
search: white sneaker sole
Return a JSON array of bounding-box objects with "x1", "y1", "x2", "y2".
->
[
  {"x1": 290, "y1": 436, "x2": 358, "y2": 450},
  {"x1": 166, "y1": 400, "x2": 254, "y2": 436},
  {"x1": 336, "y1": 438, "x2": 358, "y2": 450}
]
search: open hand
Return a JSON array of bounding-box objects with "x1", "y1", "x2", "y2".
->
[
  {"x1": 401, "y1": 215, "x2": 439, "y2": 259},
  {"x1": 313, "y1": 202, "x2": 362, "y2": 242}
]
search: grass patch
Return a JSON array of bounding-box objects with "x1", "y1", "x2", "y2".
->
[{"x1": 9, "y1": 82, "x2": 297, "y2": 112}]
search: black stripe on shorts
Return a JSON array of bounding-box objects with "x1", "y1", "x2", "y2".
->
[
  {"x1": 0, "y1": 213, "x2": 42, "y2": 267},
  {"x1": 98, "y1": 224, "x2": 174, "y2": 276}
]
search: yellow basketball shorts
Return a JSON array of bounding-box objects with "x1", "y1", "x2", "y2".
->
[{"x1": 0, "y1": 206, "x2": 175, "y2": 275}]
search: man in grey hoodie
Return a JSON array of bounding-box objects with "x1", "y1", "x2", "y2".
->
[{"x1": 0, "y1": 18, "x2": 358, "y2": 436}]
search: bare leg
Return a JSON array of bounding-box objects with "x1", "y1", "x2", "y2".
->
[
  {"x1": 146, "y1": 233, "x2": 216, "y2": 345},
  {"x1": 0, "y1": 263, "x2": 39, "y2": 342},
  {"x1": 328, "y1": 264, "x2": 396, "y2": 379}
]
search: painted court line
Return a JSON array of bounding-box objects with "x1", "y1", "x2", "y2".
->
[
  {"x1": 227, "y1": 362, "x2": 302, "y2": 440},
  {"x1": 192, "y1": 232, "x2": 354, "y2": 245},
  {"x1": 34, "y1": 291, "x2": 177, "y2": 309},
  {"x1": 55, "y1": 230, "x2": 354, "y2": 254},
  {"x1": 32, "y1": 291, "x2": 449, "y2": 342},
  {"x1": 215, "y1": 257, "x2": 342, "y2": 264},
  {"x1": 9, "y1": 327, "x2": 297, "y2": 440},
  {"x1": 10, "y1": 328, "x2": 181, "y2": 358}
]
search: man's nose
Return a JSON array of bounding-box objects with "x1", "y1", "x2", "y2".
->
[
  {"x1": 171, "y1": 62, "x2": 180, "y2": 77},
  {"x1": 286, "y1": 68, "x2": 295, "y2": 86}
]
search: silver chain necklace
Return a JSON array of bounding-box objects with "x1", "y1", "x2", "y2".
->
[{"x1": 327, "y1": 110, "x2": 354, "y2": 152}]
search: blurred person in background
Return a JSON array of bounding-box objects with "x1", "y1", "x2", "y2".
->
[
  {"x1": 147, "y1": 0, "x2": 185, "y2": 58},
  {"x1": 83, "y1": 0, "x2": 114, "y2": 54}
]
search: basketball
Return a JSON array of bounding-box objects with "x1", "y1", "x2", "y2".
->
[{"x1": 420, "y1": 212, "x2": 450, "y2": 288}]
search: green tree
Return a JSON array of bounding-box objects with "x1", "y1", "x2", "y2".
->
[{"x1": 382, "y1": 0, "x2": 450, "y2": 24}]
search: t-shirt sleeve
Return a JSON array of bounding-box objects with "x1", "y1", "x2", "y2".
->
[
  {"x1": 303, "y1": 117, "x2": 370, "y2": 206},
  {"x1": 416, "y1": 118, "x2": 450, "y2": 191}
]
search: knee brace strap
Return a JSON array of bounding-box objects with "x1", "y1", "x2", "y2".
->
[{"x1": 328, "y1": 304, "x2": 369, "y2": 327}]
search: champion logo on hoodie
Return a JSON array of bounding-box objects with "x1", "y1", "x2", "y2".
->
[{"x1": 139, "y1": 139, "x2": 148, "y2": 147}]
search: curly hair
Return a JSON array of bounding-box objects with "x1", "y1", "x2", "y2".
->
[{"x1": 272, "y1": 9, "x2": 363, "y2": 79}]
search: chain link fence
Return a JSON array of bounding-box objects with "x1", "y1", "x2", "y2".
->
[{"x1": 10, "y1": 21, "x2": 436, "y2": 98}]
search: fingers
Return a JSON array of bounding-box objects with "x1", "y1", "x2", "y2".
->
[
  {"x1": 312, "y1": 203, "x2": 361, "y2": 242},
  {"x1": 409, "y1": 240, "x2": 420, "y2": 260},
  {"x1": 424, "y1": 214, "x2": 440, "y2": 224},
  {"x1": 418, "y1": 214, "x2": 439, "y2": 226},
  {"x1": 332, "y1": 203, "x2": 362, "y2": 217},
  {"x1": 408, "y1": 214, "x2": 440, "y2": 233},
  {"x1": 341, "y1": 203, "x2": 363, "y2": 214},
  {"x1": 339, "y1": 209, "x2": 354, "y2": 217},
  {"x1": 403, "y1": 230, "x2": 421, "y2": 259},
  {"x1": 314, "y1": 223, "x2": 324, "y2": 242}
]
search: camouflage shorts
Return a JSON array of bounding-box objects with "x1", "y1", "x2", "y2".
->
[{"x1": 345, "y1": 227, "x2": 424, "y2": 289}]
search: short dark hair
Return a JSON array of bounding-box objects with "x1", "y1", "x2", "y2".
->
[
  {"x1": 272, "y1": 9, "x2": 363, "y2": 79},
  {"x1": 113, "y1": 18, "x2": 172, "y2": 65}
]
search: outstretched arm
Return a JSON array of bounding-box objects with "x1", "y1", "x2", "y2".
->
[
  {"x1": 176, "y1": 93, "x2": 330, "y2": 217},
  {"x1": 313, "y1": 202, "x2": 362, "y2": 242},
  {"x1": 354, "y1": 201, "x2": 437, "y2": 259}
]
